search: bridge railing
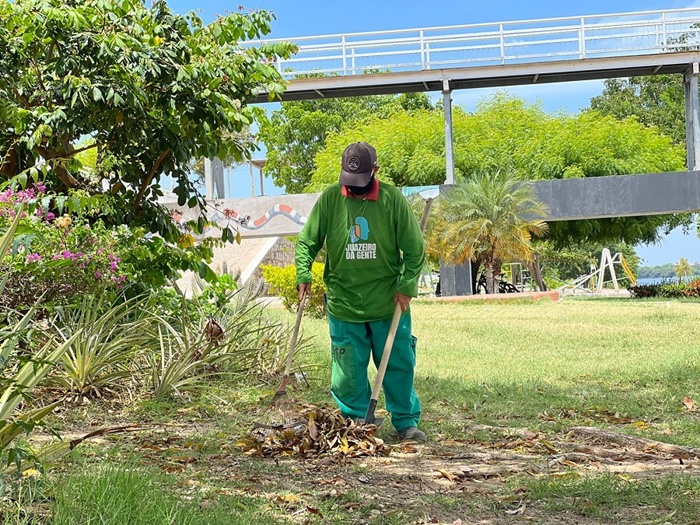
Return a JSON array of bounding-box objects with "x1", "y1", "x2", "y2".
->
[{"x1": 250, "y1": 8, "x2": 700, "y2": 78}]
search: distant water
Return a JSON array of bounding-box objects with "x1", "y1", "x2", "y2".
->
[
  {"x1": 635, "y1": 277, "x2": 695, "y2": 285},
  {"x1": 636, "y1": 277, "x2": 663, "y2": 285}
]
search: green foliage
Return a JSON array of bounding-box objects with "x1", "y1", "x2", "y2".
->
[
  {"x1": 48, "y1": 294, "x2": 153, "y2": 399},
  {"x1": 629, "y1": 278, "x2": 700, "y2": 298},
  {"x1": 0, "y1": 183, "x2": 218, "y2": 304},
  {"x1": 0, "y1": 0, "x2": 296, "y2": 245},
  {"x1": 0, "y1": 209, "x2": 77, "y2": 470},
  {"x1": 590, "y1": 75, "x2": 686, "y2": 144},
  {"x1": 260, "y1": 263, "x2": 326, "y2": 317},
  {"x1": 147, "y1": 284, "x2": 293, "y2": 399},
  {"x1": 1, "y1": 215, "x2": 127, "y2": 310},
  {"x1": 627, "y1": 283, "x2": 660, "y2": 298},
  {"x1": 309, "y1": 109, "x2": 445, "y2": 192},
  {"x1": 259, "y1": 92, "x2": 433, "y2": 193},
  {"x1": 197, "y1": 274, "x2": 239, "y2": 312},
  {"x1": 115, "y1": 226, "x2": 216, "y2": 292},
  {"x1": 310, "y1": 94, "x2": 690, "y2": 247}
]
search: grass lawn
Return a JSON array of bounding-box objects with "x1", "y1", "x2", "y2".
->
[{"x1": 4, "y1": 296, "x2": 700, "y2": 524}]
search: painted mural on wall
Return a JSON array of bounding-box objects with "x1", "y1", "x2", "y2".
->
[{"x1": 163, "y1": 193, "x2": 322, "y2": 240}]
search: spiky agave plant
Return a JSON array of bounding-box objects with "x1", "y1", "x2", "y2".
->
[
  {"x1": 48, "y1": 294, "x2": 154, "y2": 400},
  {"x1": 146, "y1": 280, "x2": 302, "y2": 399}
]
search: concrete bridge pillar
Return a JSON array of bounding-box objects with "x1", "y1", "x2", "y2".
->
[
  {"x1": 442, "y1": 79, "x2": 455, "y2": 185},
  {"x1": 204, "y1": 158, "x2": 225, "y2": 199},
  {"x1": 685, "y1": 62, "x2": 700, "y2": 170},
  {"x1": 439, "y1": 79, "x2": 473, "y2": 296}
]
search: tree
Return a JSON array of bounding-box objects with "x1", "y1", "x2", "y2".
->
[
  {"x1": 259, "y1": 92, "x2": 433, "y2": 194},
  {"x1": 428, "y1": 170, "x2": 549, "y2": 294},
  {"x1": 589, "y1": 75, "x2": 685, "y2": 145},
  {"x1": 675, "y1": 257, "x2": 693, "y2": 284},
  {"x1": 0, "y1": 0, "x2": 295, "y2": 241},
  {"x1": 310, "y1": 94, "x2": 691, "y2": 248}
]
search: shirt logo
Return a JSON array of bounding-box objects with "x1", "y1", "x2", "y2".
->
[
  {"x1": 346, "y1": 217, "x2": 377, "y2": 260},
  {"x1": 350, "y1": 216, "x2": 369, "y2": 243}
]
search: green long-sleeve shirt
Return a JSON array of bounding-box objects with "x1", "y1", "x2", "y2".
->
[{"x1": 296, "y1": 183, "x2": 425, "y2": 322}]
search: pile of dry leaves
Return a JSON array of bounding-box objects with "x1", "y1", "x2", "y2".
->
[{"x1": 238, "y1": 405, "x2": 390, "y2": 459}]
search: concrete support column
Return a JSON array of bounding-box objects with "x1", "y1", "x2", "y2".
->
[
  {"x1": 204, "y1": 158, "x2": 224, "y2": 199},
  {"x1": 204, "y1": 158, "x2": 214, "y2": 200},
  {"x1": 439, "y1": 260, "x2": 473, "y2": 297},
  {"x1": 685, "y1": 62, "x2": 700, "y2": 170},
  {"x1": 442, "y1": 79, "x2": 455, "y2": 185},
  {"x1": 249, "y1": 161, "x2": 255, "y2": 197}
]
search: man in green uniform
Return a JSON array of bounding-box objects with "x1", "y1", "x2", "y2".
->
[{"x1": 295, "y1": 142, "x2": 426, "y2": 442}]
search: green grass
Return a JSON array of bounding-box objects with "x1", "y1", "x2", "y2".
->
[
  {"x1": 515, "y1": 473, "x2": 700, "y2": 522},
  {"x1": 48, "y1": 459, "x2": 282, "y2": 525},
  {"x1": 9, "y1": 296, "x2": 700, "y2": 524},
  {"x1": 294, "y1": 298, "x2": 700, "y2": 444}
]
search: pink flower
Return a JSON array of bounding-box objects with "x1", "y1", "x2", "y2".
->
[
  {"x1": 95, "y1": 271, "x2": 102, "y2": 279},
  {"x1": 26, "y1": 253, "x2": 41, "y2": 263}
]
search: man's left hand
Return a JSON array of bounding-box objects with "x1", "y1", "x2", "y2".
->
[{"x1": 395, "y1": 292, "x2": 412, "y2": 312}]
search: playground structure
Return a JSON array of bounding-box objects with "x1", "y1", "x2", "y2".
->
[{"x1": 558, "y1": 248, "x2": 637, "y2": 295}]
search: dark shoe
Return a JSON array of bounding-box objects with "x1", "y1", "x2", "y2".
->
[{"x1": 397, "y1": 426, "x2": 426, "y2": 442}]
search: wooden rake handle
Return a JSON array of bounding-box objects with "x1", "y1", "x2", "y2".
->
[
  {"x1": 363, "y1": 196, "x2": 434, "y2": 424},
  {"x1": 364, "y1": 301, "x2": 402, "y2": 424},
  {"x1": 278, "y1": 289, "x2": 307, "y2": 392}
]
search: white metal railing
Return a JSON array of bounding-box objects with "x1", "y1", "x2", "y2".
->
[{"x1": 248, "y1": 8, "x2": 700, "y2": 78}]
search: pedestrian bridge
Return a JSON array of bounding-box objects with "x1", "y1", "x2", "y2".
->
[
  {"x1": 250, "y1": 7, "x2": 700, "y2": 102},
  {"x1": 243, "y1": 7, "x2": 700, "y2": 178}
]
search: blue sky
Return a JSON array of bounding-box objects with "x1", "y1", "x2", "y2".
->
[{"x1": 166, "y1": 0, "x2": 700, "y2": 265}]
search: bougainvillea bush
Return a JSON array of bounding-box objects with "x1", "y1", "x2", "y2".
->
[{"x1": 0, "y1": 184, "x2": 127, "y2": 310}]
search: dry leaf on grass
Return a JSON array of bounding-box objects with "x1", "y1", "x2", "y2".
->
[
  {"x1": 683, "y1": 396, "x2": 695, "y2": 411},
  {"x1": 437, "y1": 469, "x2": 456, "y2": 482}
]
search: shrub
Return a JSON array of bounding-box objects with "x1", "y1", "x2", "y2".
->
[
  {"x1": 657, "y1": 282, "x2": 687, "y2": 298},
  {"x1": 0, "y1": 210, "x2": 77, "y2": 470},
  {"x1": 0, "y1": 183, "x2": 218, "y2": 307},
  {"x1": 683, "y1": 278, "x2": 700, "y2": 298},
  {"x1": 48, "y1": 294, "x2": 153, "y2": 400},
  {"x1": 628, "y1": 283, "x2": 659, "y2": 298},
  {"x1": 146, "y1": 283, "x2": 295, "y2": 398},
  {"x1": 260, "y1": 263, "x2": 326, "y2": 317}
]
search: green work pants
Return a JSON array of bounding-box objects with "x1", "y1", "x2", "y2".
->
[{"x1": 328, "y1": 312, "x2": 421, "y2": 431}]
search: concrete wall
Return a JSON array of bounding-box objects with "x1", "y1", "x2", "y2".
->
[{"x1": 533, "y1": 170, "x2": 700, "y2": 221}]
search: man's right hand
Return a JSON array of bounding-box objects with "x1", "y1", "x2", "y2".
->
[{"x1": 297, "y1": 282, "x2": 311, "y2": 301}]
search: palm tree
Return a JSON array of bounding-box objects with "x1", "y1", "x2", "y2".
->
[{"x1": 428, "y1": 170, "x2": 549, "y2": 294}]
